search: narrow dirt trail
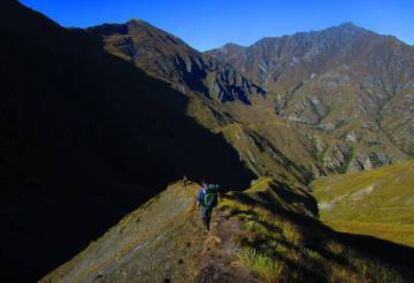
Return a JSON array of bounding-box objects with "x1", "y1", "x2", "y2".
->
[{"x1": 198, "y1": 208, "x2": 260, "y2": 283}]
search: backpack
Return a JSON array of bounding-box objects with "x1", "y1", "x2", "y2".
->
[{"x1": 202, "y1": 184, "x2": 219, "y2": 208}]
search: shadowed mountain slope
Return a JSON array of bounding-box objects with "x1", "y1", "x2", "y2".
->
[{"x1": 0, "y1": 1, "x2": 254, "y2": 280}]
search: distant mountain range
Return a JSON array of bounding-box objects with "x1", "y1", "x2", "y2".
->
[{"x1": 208, "y1": 23, "x2": 414, "y2": 169}]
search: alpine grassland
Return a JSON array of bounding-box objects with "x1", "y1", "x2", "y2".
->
[{"x1": 312, "y1": 159, "x2": 414, "y2": 247}]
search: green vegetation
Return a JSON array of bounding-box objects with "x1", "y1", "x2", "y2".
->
[
  {"x1": 218, "y1": 180, "x2": 411, "y2": 283},
  {"x1": 312, "y1": 159, "x2": 414, "y2": 247},
  {"x1": 236, "y1": 247, "x2": 283, "y2": 282}
]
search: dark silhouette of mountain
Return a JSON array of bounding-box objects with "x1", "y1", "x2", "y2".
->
[{"x1": 0, "y1": 1, "x2": 254, "y2": 280}]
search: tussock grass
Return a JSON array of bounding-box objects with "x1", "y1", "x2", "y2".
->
[
  {"x1": 220, "y1": 183, "x2": 411, "y2": 283},
  {"x1": 237, "y1": 247, "x2": 284, "y2": 283}
]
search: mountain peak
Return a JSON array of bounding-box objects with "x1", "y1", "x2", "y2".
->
[
  {"x1": 221, "y1": 42, "x2": 245, "y2": 49},
  {"x1": 125, "y1": 18, "x2": 160, "y2": 31},
  {"x1": 336, "y1": 22, "x2": 360, "y2": 29},
  {"x1": 127, "y1": 18, "x2": 142, "y2": 24},
  {"x1": 328, "y1": 22, "x2": 367, "y2": 33},
  {"x1": 212, "y1": 42, "x2": 246, "y2": 56},
  {"x1": 126, "y1": 18, "x2": 152, "y2": 27}
]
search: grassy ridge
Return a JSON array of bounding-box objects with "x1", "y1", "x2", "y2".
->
[
  {"x1": 312, "y1": 159, "x2": 414, "y2": 247},
  {"x1": 44, "y1": 177, "x2": 414, "y2": 282}
]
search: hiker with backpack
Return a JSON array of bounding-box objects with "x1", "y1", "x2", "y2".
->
[{"x1": 196, "y1": 181, "x2": 220, "y2": 230}]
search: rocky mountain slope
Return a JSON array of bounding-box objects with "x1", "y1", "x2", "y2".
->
[
  {"x1": 0, "y1": 1, "x2": 253, "y2": 280},
  {"x1": 90, "y1": 19, "x2": 414, "y2": 182},
  {"x1": 208, "y1": 23, "x2": 414, "y2": 172},
  {"x1": 312, "y1": 158, "x2": 414, "y2": 247},
  {"x1": 88, "y1": 20, "x2": 265, "y2": 104},
  {"x1": 43, "y1": 179, "x2": 414, "y2": 282},
  {"x1": 89, "y1": 19, "x2": 336, "y2": 183}
]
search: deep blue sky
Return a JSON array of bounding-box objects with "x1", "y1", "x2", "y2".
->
[{"x1": 20, "y1": 0, "x2": 414, "y2": 51}]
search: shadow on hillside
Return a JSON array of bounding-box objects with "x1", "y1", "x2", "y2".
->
[
  {"x1": 272, "y1": 179, "x2": 319, "y2": 217},
  {"x1": 231, "y1": 180, "x2": 319, "y2": 217},
  {"x1": 223, "y1": 190, "x2": 414, "y2": 281},
  {"x1": 335, "y1": 231, "x2": 414, "y2": 272},
  {"x1": 0, "y1": 1, "x2": 254, "y2": 281}
]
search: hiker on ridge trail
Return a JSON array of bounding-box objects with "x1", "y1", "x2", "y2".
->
[{"x1": 196, "y1": 181, "x2": 220, "y2": 230}]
